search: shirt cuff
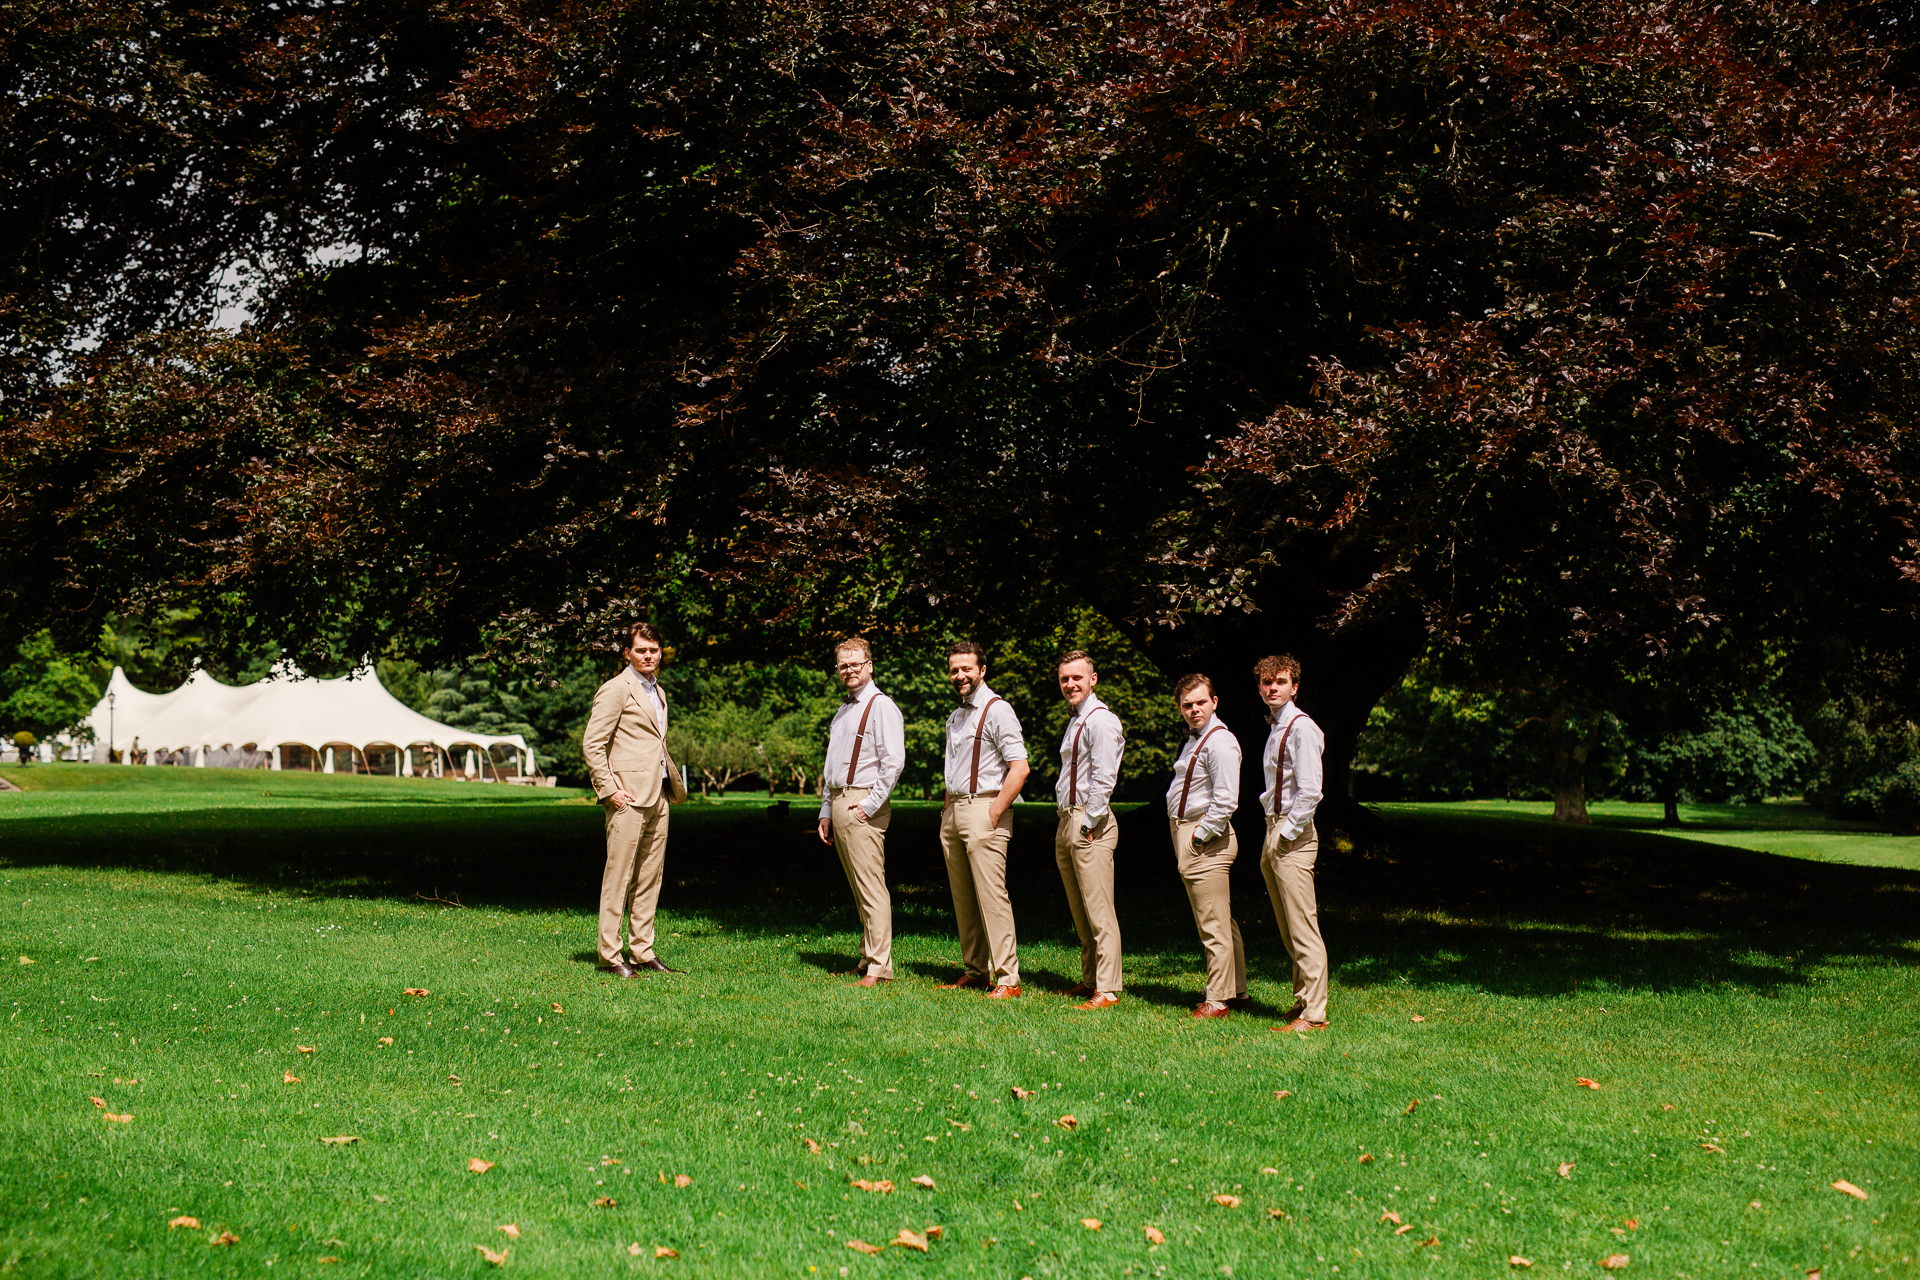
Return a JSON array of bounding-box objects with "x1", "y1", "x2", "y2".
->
[
  {"x1": 860, "y1": 795, "x2": 883, "y2": 818},
  {"x1": 1192, "y1": 824, "x2": 1216, "y2": 843},
  {"x1": 1002, "y1": 745, "x2": 1029, "y2": 761},
  {"x1": 1279, "y1": 819, "x2": 1302, "y2": 842},
  {"x1": 1085, "y1": 802, "x2": 1109, "y2": 820},
  {"x1": 818, "y1": 800, "x2": 831, "y2": 821}
]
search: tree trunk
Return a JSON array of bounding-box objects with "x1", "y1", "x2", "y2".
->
[
  {"x1": 1552, "y1": 778, "x2": 1591, "y2": 824},
  {"x1": 1662, "y1": 793, "x2": 1680, "y2": 826}
]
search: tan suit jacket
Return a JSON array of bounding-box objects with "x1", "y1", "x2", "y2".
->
[{"x1": 582, "y1": 666, "x2": 689, "y2": 806}]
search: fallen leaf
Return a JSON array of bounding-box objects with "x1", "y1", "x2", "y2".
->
[
  {"x1": 1394, "y1": 1224, "x2": 1416, "y2": 1236},
  {"x1": 377, "y1": 1037, "x2": 393, "y2": 1046},
  {"x1": 1010, "y1": 1086, "x2": 1033, "y2": 1100},
  {"x1": 1700, "y1": 1143, "x2": 1725, "y2": 1154},
  {"x1": 498, "y1": 1225, "x2": 521, "y2": 1239},
  {"x1": 947, "y1": 1119, "x2": 971, "y2": 1130},
  {"x1": 469, "y1": 1158, "x2": 495, "y2": 1173},
  {"x1": 18, "y1": 956, "x2": 33, "y2": 965},
  {"x1": 1358, "y1": 1153, "x2": 1374, "y2": 1164},
  {"x1": 1080, "y1": 1219, "x2": 1101, "y2": 1231},
  {"x1": 593, "y1": 1197, "x2": 616, "y2": 1208},
  {"x1": 911, "y1": 1175, "x2": 937, "y2": 1189},
  {"x1": 88, "y1": 1097, "x2": 106, "y2": 1108},
  {"x1": 673, "y1": 1174, "x2": 692, "y2": 1188},
  {"x1": 1661, "y1": 1103, "x2": 1675, "y2": 1111},
  {"x1": 655, "y1": 1246, "x2": 678, "y2": 1259},
  {"x1": 627, "y1": 1243, "x2": 644, "y2": 1257},
  {"x1": 1212, "y1": 1194, "x2": 1241, "y2": 1208},
  {"x1": 1273, "y1": 1090, "x2": 1293, "y2": 1099},
  {"x1": 448, "y1": 1075, "x2": 461, "y2": 1085},
  {"x1": 1749, "y1": 1200, "x2": 1763, "y2": 1210},
  {"x1": 1144, "y1": 1226, "x2": 1166, "y2": 1245},
  {"x1": 926, "y1": 1226, "x2": 943, "y2": 1240},
  {"x1": 550, "y1": 1003, "x2": 564, "y2": 1013},
  {"x1": 104, "y1": 1113, "x2": 132, "y2": 1123},
  {"x1": 849, "y1": 1178, "x2": 895, "y2": 1193},
  {"x1": 296, "y1": 1046, "x2": 316, "y2": 1055},
  {"x1": 319, "y1": 1135, "x2": 359, "y2": 1145},
  {"x1": 403, "y1": 988, "x2": 429, "y2": 996},
  {"x1": 601, "y1": 1158, "x2": 622, "y2": 1166},
  {"x1": 1260, "y1": 1167, "x2": 1279, "y2": 1175},
  {"x1": 283, "y1": 1071, "x2": 301, "y2": 1084},
  {"x1": 1807, "y1": 1269, "x2": 1823, "y2": 1280},
  {"x1": 1266, "y1": 1207, "x2": 1288, "y2": 1220},
  {"x1": 168, "y1": 1216, "x2": 200, "y2": 1229},
  {"x1": 1404, "y1": 1099, "x2": 1419, "y2": 1115},
  {"x1": 1558, "y1": 1162, "x2": 1574, "y2": 1179},
  {"x1": 474, "y1": 1244, "x2": 507, "y2": 1266},
  {"x1": 1624, "y1": 1218, "x2": 1639, "y2": 1229},
  {"x1": 318, "y1": 1258, "x2": 340, "y2": 1264},
  {"x1": 1510, "y1": 1257, "x2": 1532, "y2": 1269},
  {"x1": 1055, "y1": 1115, "x2": 1078, "y2": 1131},
  {"x1": 845, "y1": 1240, "x2": 883, "y2": 1255},
  {"x1": 210, "y1": 1232, "x2": 239, "y2": 1247},
  {"x1": 1416, "y1": 1236, "x2": 1440, "y2": 1247},
  {"x1": 1575, "y1": 1078, "x2": 1601, "y2": 1090},
  {"x1": 1600, "y1": 1254, "x2": 1629, "y2": 1270},
  {"x1": 893, "y1": 1229, "x2": 930, "y2": 1252},
  {"x1": 1410, "y1": 1014, "x2": 1426, "y2": 1022},
  {"x1": 1380, "y1": 1210, "x2": 1402, "y2": 1225},
  {"x1": 803, "y1": 1138, "x2": 822, "y2": 1154},
  {"x1": 1832, "y1": 1180, "x2": 1868, "y2": 1201}
]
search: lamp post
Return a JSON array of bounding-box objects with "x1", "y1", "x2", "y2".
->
[{"x1": 107, "y1": 690, "x2": 115, "y2": 764}]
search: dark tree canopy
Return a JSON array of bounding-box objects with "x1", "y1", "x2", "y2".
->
[{"x1": 5, "y1": 0, "x2": 1919, "y2": 804}]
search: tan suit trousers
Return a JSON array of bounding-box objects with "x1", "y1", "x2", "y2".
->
[
  {"x1": 941, "y1": 795, "x2": 1019, "y2": 987},
  {"x1": 1054, "y1": 807, "x2": 1122, "y2": 994},
  {"x1": 1261, "y1": 816, "x2": 1327, "y2": 1021},
  {"x1": 831, "y1": 787, "x2": 894, "y2": 979},
  {"x1": 1172, "y1": 817, "x2": 1245, "y2": 1003},
  {"x1": 598, "y1": 772, "x2": 670, "y2": 966}
]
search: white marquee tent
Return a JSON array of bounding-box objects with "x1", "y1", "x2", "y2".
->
[{"x1": 81, "y1": 667, "x2": 537, "y2": 781}]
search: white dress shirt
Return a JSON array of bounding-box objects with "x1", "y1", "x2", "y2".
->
[
  {"x1": 819, "y1": 680, "x2": 906, "y2": 820},
  {"x1": 1260, "y1": 701, "x2": 1325, "y2": 841},
  {"x1": 1057, "y1": 694, "x2": 1124, "y2": 820},
  {"x1": 944, "y1": 683, "x2": 1027, "y2": 794},
  {"x1": 1165, "y1": 716, "x2": 1241, "y2": 841},
  {"x1": 634, "y1": 666, "x2": 669, "y2": 780}
]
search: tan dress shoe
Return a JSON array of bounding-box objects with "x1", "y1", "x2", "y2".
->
[
  {"x1": 1075, "y1": 992, "x2": 1120, "y2": 1010},
  {"x1": 1275, "y1": 1016, "x2": 1330, "y2": 1033},
  {"x1": 1192, "y1": 1001, "x2": 1230, "y2": 1019},
  {"x1": 985, "y1": 984, "x2": 1022, "y2": 999}
]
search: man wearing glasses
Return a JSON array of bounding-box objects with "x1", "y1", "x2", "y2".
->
[{"x1": 817, "y1": 636, "x2": 907, "y2": 986}]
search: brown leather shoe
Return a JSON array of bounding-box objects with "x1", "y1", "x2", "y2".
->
[
  {"x1": 937, "y1": 973, "x2": 989, "y2": 990},
  {"x1": 596, "y1": 961, "x2": 640, "y2": 979},
  {"x1": 853, "y1": 975, "x2": 891, "y2": 988},
  {"x1": 1075, "y1": 992, "x2": 1120, "y2": 1010},
  {"x1": 1065, "y1": 981, "x2": 1097, "y2": 998},
  {"x1": 985, "y1": 984, "x2": 1022, "y2": 1000},
  {"x1": 1192, "y1": 1001, "x2": 1231, "y2": 1019},
  {"x1": 634, "y1": 956, "x2": 681, "y2": 973},
  {"x1": 1275, "y1": 1017, "x2": 1330, "y2": 1033}
]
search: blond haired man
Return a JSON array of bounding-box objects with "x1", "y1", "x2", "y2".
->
[
  {"x1": 1167, "y1": 672, "x2": 1245, "y2": 1018},
  {"x1": 1055, "y1": 650, "x2": 1125, "y2": 1009},
  {"x1": 817, "y1": 636, "x2": 906, "y2": 987},
  {"x1": 937, "y1": 640, "x2": 1030, "y2": 998},
  {"x1": 1256, "y1": 653, "x2": 1329, "y2": 1032},
  {"x1": 582, "y1": 622, "x2": 690, "y2": 977}
]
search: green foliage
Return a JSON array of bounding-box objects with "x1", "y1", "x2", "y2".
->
[
  {"x1": 0, "y1": 631, "x2": 99, "y2": 741},
  {"x1": 1804, "y1": 694, "x2": 1920, "y2": 829},
  {"x1": 1622, "y1": 697, "x2": 1816, "y2": 807},
  {"x1": 1352, "y1": 671, "x2": 1515, "y2": 801}
]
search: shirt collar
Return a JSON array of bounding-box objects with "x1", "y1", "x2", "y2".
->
[
  {"x1": 1267, "y1": 700, "x2": 1300, "y2": 728},
  {"x1": 845, "y1": 679, "x2": 880, "y2": 707},
  {"x1": 630, "y1": 665, "x2": 658, "y2": 688},
  {"x1": 960, "y1": 682, "x2": 995, "y2": 711},
  {"x1": 1070, "y1": 692, "x2": 1105, "y2": 719}
]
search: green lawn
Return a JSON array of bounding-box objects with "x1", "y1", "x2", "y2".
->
[{"x1": 1, "y1": 765, "x2": 1914, "y2": 1278}]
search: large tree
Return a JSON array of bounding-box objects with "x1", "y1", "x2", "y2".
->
[{"x1": 6, "y1": 0, "x2": 1920, "y2": 816}]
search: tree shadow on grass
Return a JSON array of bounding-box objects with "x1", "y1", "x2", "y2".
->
[{"x1": 3, "y1": 798, "x2": 1915, "y2": 1000}]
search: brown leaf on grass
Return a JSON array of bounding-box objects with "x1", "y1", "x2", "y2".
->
[
  {"x1": 849, "y1": 1178, "x2": 895, "y2": 1193},
  {"x1": 845, "y1": 1240, "x2": 883, "y2": 1255},
  {"x1": 550, "y1": 1003, "x2": 563, "y2": 1014},
  {"x1": 168, "y1": 1216, "x2": 200, "y2": 1229},
  {"x1": 1080, "y1": 1219, "x2": 1101, "y2": 1231},
  {"x1": 498, "y1": 1225, "x2": 521, "y2": 1239},
  {"x1": 1358, "y1": 1153, "x2": 1374, "y2": 1164},
  {"x1": 1394, "y1": 1224, "x2": 1416, "y2": 1236},
  {"x1": 802, "y1": 1138, "x2": 822, "y2": 1154},
  {"x1": 673, "y1": 1174, "x2": 692, "y2": 1188},
  {"x1": 403, "y1": 988, "x2": 429, "y2": 997},
  {"x1": 1212, "y1": 1194, "x2": 1241, "y2": 1208},
  {"x1": 210, "y1": 1232, "x2": 239, "y2": 1247},
  {"x1": 1010, "y1": 1086, "x2": 1033, "y2": 1100},
  {"x1": 377, "y1": 1037, "x2": 393, "y2": 1046},
  {"x1": 593, "y1": 1197, "x2": 615, "y2": 1208},
  {"x1": 104, "y1": 1113, "x2": 132, "y2": 1123},
  {"x1": 1700, "y1": 1143, "x2": 1725, "y2": 1154},
  {"x1": 948, "y1": 1119, "x2": 971, "y2": 1130},
  {"x1": 1410, "y1": 1014, "x2": 1426, "y2": 1022},
  {"x1": 1558, "y1": 1162, "x2": 1574, "y2": 1179},
  {"x1": 1144, "y1": 1226, "x2": 1166, "y2": 1245},
  {"x1": 468, "y1": 1158, "x2": 494, "y2": 1173},
  {"x1": 1273, "y1": 1090, "x2": 1293, "y2": 1099},
  {"x1": 893, "y1": 1229, "x2": 930, "y2": 1252},
  {"x1": 283, "y1": 1071, "x2": 300, "y2": 1084},
  {"x1": 318, "y1": 1257, "x2": 340, "y2": 1264},
  {"x1": 654, "y1": 1246, "x2": 678, "y2": 1259},
  {"x1": 448, "y1": 1076, "x2": 461, "y2": 1085},
  {"x1": 1624, "y1": 1218, "x2": 1639, "y2": 1229},
  {"x1": 1404, "y1": 1099, "x2": 1419, "y2": 1115},
  {"x1": 910, "y1": 1175, "x2": 936, "y2": 1189},
  {"x1": 1600, "y1": 1254, "x2": 1629, "y2": 1270},
  {"x1": 1661, "y1": 1103, "x2": 1675, "y2": 1111},
  {"x1": 627, "y1": 1243, "x2": 644, "y2": 1257},
  {"x1": 319, "y1": 1135, "x2": 359, "y2": 1145},
  {"x1": 1380, "y1": 1210, "x2": 1402, "y2": 1225},
  {"x1": 601, "y1": 1158, "x2": 622, "y2": 1166},
  {"x1": 1267, "y1": 1207, "x2": 1289, "y2": 1220},
  {"x1": 1510, "y1": 1257, "x2": 1532, "y2": 1268},
  {"x1": 1832, "y1": 1180, "x2": 1869, "y2": 1200},
  {"x1": 474, "y1": 1244, "x2": 507, "y2": 1266},
  {"x1": 1260, "y1": 1166, "x2": 1279, "y2": 1175},
  {"x1": 1575, "y1": 1078, "x2": 1601, "y2": 1090},
  {"x1": 1055, "y1": 1115, "x2": 1078, "y2": 1131},
  {"x1": 1416, "y1": 1236, "x2": 1439, "y2": 1247},
  {"x1": 88, "y1": 1097, "x2": 106, "y2": 1108},
  {"x1": 297, "y1": 1045, "x2": 316, "y2": 1055},
  {"x1": 18, "y1": 956, "x2": 33, "y2": 965},
  {"x1": 926, "y1": 1226, "x2": 943, "y2": 1240}
]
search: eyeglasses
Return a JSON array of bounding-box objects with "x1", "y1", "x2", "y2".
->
[{"x1": 835, "y1": 661, "x2": 871, "y2": 673}]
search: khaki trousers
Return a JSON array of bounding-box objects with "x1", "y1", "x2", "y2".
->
[
  {"x1": 831, "y1": 786, "x2": 894, "y2": 979},
  {"x1": 1054, "y1": 807, "x2": 1122, "y2": 994},
  {"x1": 1261, "y1": 817, "x2": 1327, "y2": 1021},
  {"x1": 599, "y1": 772, "x2": 669, "y2": 965},
  {"x1": 941, "y1": 795, "x2": 1019, "y2": 986},
  {"x1": 1172, "y1": 817, "x2": 1245, "y2": 1003}
]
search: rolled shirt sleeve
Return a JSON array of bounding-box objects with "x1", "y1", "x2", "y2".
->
[
  {"x1": 990, "y1": 701, "x2": 1028, "y2": 765},
  {"x1": 1278, "y1": 713, "x2": 1324, "y2": 841},
  {"x1": 1084, "y1": 710, "x2": 1124, "y2": 820}
]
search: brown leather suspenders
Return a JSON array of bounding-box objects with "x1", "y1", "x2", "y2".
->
[
  {"x1": 846, "y1": 695, "x2": 879, "y2": 786},
  {"x1": 969, "y1": 696, "x2": 1005, "y2": 793},
  {"x1": 1177, "y1": 723, "x2": 1225, "y2": 817},
  {"x1": 1272, "y1": 719, "x2": 1294, "y2": 813},
  {"x1": 1067, "y1": 706, "x2": 1115, "y2": 807}
]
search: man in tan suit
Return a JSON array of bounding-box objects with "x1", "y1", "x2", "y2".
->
[{"x1": 582, "y1": 621, "x2": 689, "y2": 977}]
